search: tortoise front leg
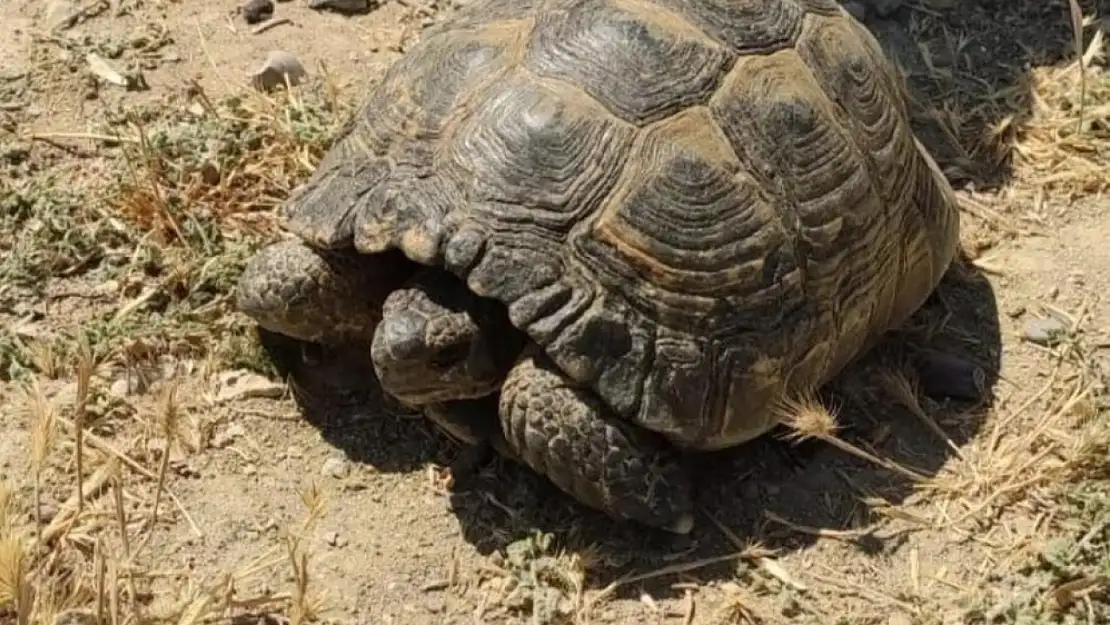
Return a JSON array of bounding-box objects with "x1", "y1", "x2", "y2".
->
[
  {"x1": 497, "y1": 345, "x2": 696, "y2": 534},
  {"x1": 423, "y1": 398, "x2": 503, "y2": 481}
]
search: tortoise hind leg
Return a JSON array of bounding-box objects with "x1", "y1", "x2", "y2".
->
[
  {"x1": 497, "y1": 345, "x2": 696, "y2": 534},
  {"x1": 907, "y1": 347, "x2": 988, "y2": 402}
]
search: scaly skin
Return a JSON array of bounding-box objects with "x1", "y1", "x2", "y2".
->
[
  {"x1": 235, "y1": 237, "x2": 414, "y2": 344},
  {"x1": 371, "y1": 268, "x2": 522, "y2": 406},
  {"x1": 372, "y1": 275, "x2": 697, "y2": 533},
  {"x1": 498, "y1": 345, "x2": 697, "y2": 535}
]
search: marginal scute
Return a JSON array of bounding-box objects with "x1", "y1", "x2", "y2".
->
[
  {"x1": 281, "y1": 157, "x2": 392, "y2": 249},
  {"x1": 635, "y1": 334, "x2": 709, "y2": 441},
  {"x1": 590, "y1": 307, "x2": 653, "y2": 417},
  {"x1": 352, "y1": 168, "x2": 465, "y2": 256},
  {"x1": 443, "y1": 227, "x2": 487, "y2": 276},
  {"x1": 525, "y1": 0, "x2": 732, "y2": 125},
  {"x1": 468, "y1": 238, "x2": 562, "y2": 303},
  {"x1": 398, "y1": 217, "x2": 449, "y2": 265},
  {"x1": 507, "y1": 280, "x2": 572, "y2": 329},
  {"x1": 515, "y1": 278, "x2": 595, "y2": 346},
  {"x1": 543, "y1": 295, "x2": 652, "y2": 417},
  {"x1": 711, "y1": 347, "x2": 789, "y2": 448}
]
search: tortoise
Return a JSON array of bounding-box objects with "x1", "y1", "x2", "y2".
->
[{"x1": 235, "y1": 0, "x2": 970, "y2": 535}]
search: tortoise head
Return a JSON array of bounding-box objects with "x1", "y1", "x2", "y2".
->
[{"x1": 370, "y1": 268, "x2": 522, "y2": 406}]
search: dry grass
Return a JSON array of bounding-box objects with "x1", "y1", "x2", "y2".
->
[
  {"x1": 1011, "y1": 22, "x2": 1109, "y2": 198},
  {"x1": 0, "y1": 370, "x2": 333, "y2": 625},
  {"x1": 0, "y1": 62, "x2": 356, "y2": 625},
  {"x1": 776, "y1": 389, "x2": 930, "y2": 483},
  {"x1": 105, "y1": 75, "x2": 350, "y2": 247}
]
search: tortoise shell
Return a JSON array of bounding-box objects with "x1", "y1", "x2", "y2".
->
[{"x1": 281, "y1": 0, "x2": 961, "y2": 450}]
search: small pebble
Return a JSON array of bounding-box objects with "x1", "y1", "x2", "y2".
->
[
  {"x1": 242, "y1": 0, "x2": 274, "y2": 24},
  {"x1": 212, "y1": 369, "x2": 285, "y2": 402},
  {"x1": 32, "y1": 501, "x2": 60, "y2": 524},
  {"x1": 321, "y1": 456, "x2": 350, "y2": 479},
  {"x1": 199, "y1": 161, "x2": 220, "y2": 185},
  {"x1": 250, "y1": 50, "x2": 306, "y2": 91},
  {"x1": 108, "y1": 378, "x2": 132, "y2": 399},
  {"x1": 423, "y1": 596, "x2": 445, "y2": 614},
  {"x1": 308, "y1": 0, "x2": 371, "y2": 14},
  {"x1": 1023, "y1": 317, "x2": 1069, "y2": 346},
  {"x1": 53, "y1": 610, "x2": 98, "y2": 625},
  {"x1": 211, "y1": 423, "x2": 246, "y2": 448}
]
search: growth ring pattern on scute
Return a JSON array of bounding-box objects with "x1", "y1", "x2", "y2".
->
[{"x1": 280, "y1": 0, "x2": 960, "y2": 450}]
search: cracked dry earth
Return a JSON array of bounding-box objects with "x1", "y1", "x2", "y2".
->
[{"x1": 0, "y1": 1, "x2": 1108, "y2": 625}]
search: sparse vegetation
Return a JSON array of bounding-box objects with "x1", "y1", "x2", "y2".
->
[{"x1": 0, "y1": 0, "x2": 1107, "y2": 624}]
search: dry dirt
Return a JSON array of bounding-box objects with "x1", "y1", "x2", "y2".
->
[{"x1": 1, "y1": 1, "x2": 1108, "y2": 625}]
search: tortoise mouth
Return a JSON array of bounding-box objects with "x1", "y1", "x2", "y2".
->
[
  {"x1": 381, "y1": 379, "x2": 502, "y2": 406},
  {"x1": 376, "y1": 360, "x2": 503, "y2": 406}
]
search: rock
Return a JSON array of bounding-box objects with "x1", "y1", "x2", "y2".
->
[
  {"x1": 199, "y1": 161, "x2": 220, "y2": 185},
  {"x1": 308, "y1": 0, "x2": 372, "y2": 15},
  {"x1": 85, "y1": 52, "x2": 129, "y2": 88},
  {"x1": 85, "y1": 52, "x2": 147, "y2": 91},
  {"x1": 211, "y1": 423, "x2": 246, "y2": 448},
  {"x1": 250, "y1": 50, "x2": 306, "y2": 92},
  {"x1": 321, "y1": 456, "x2": 350, "y2": 479},
  {"x1": 242, "y1": 0, "x2": 274, "y2": 24},
  {"x1": 42, "y1": 0, "x2": 81, "y2": 31},
  {"x1": 423, "y1": 596, "x2": 445, "y2": 614},
  {"x1": 1023, "y1": 317, "x2": 1070, "y2": 346},
  {"x1": 53, "y1": 610, "x2": 98, "y2": 625},
  {"x1": 108, "y1": 378, "x2": 131, "y2": 399},
  {"x1": 211, "y1": 369, "x2": 285, "y2": 403},
  {"x1": 912, "y1": 349, "x2": 987, "y2": 401},
  {"x1": 31, "y1": 500, "x2": 60, "y2": 524}
]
